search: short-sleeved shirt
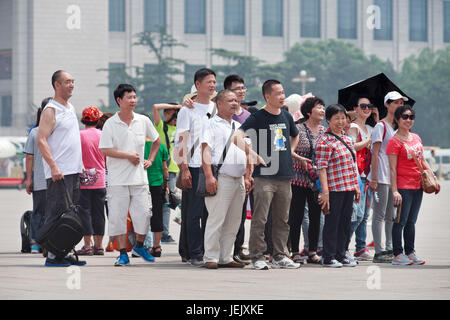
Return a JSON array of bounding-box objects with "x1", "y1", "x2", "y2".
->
[
  {"x1": 80, "y1": 128, "x2": 106, "y2": 189},
  {"x1": 144, "y1": 140, "x2": 169, "y2": 187},
  {"x1": 386, "y1": 133, "x2": 423, "y2": 190},
  {"x1": 201, "y1": 115, "x2": 247, "y2": 178},
  {"x1": 155, "y1": 120, "x2": 179, "y2": 174},
  {"x1": 174, "y1": 102, "x2": 216, "y2": 168},
  {"x1": 42, "y1": 100, "x2": 83, "y2": 179},
  {"x1": 239, "y1": 108, "x2": 299, "y2": 179},
  {"x1": 23, "y1": 127, "x2": 47, "y2": 191},
  {"x1": 99, "y1": 112, "x2": 159, "y2": 186},
  {"x1": 367, "y1": 120, "x2": 396, "y2": 184},
  {"x1": 232, "y1": 108, "x2": 251, "y2": 124},
  {"x1": 315, "y1": 130, "x2": 359, "y2": 192}
]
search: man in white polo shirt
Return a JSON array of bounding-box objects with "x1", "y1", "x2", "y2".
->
[
  {"x1": 99, "y1": 84, "x2": 161, "y2": 266},
  {"x1": 201, "y1": 90, "x2": 254, "y2": 269},
  {"x1": 174, "y1": 68, "x2": 217, "y2": 267}
]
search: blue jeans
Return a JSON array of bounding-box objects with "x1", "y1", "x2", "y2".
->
[
  {"x1": 349, "y1": 178, "x2": 372, "y2": 252},
  {"x1": 302, "y1": 204, "x2": 324, "y2": 250},
  {"x1": 392, "y1": 189, "x2": 423, "y2": 256}
]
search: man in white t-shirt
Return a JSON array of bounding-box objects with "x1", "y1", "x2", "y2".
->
[
  {"x1": 37, "y1": 70, "x2": 84, "y2": 267},
  {"x1": 174, "y1": 68, "x2": 217, "y2": 267},
  {"x1": 368, "y1": 91, "x2": 407, "y2": 263},
  {"x1": 99, "y1": 84, "x2": 161, "y2": 266}
]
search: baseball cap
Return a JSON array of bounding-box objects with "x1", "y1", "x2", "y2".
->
[{"x1": 384, "y1": 91, "x2": 409, "y2": 104}]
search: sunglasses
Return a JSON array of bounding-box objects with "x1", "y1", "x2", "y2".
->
[
  {"x1": 358, "y1": 103, "x2": 375, "y2": 110},
  {"x1": 400, "y1": 114, "x2": 415, "y2": 120}
]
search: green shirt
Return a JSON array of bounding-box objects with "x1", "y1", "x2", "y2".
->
[
  {"x1": 155, "y1": 120, "x2": 179, "y2": 174},
  {"x1": 144, "y1": 140, "x2": 169, "y2": 187}
]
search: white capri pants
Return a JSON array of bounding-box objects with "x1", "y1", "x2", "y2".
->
[{"x1": 106, "y1": 185, "x2": 152, "y2": 236}]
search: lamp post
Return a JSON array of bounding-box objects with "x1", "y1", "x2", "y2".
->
[{"x1": 292, "y1": 70, "x2": 316, "y2": 95}]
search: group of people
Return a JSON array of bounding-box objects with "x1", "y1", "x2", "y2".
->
[{"x1": 23, "y1": 67, "x2": 440, "y2": 269}]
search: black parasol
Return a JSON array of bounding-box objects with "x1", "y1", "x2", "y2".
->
[{"x1": 338, "y1": 73, "x2": 415, "y2": 119}]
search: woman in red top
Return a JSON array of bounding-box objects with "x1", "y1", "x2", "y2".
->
[{"x1": 387, "y1": 105, "x2": 440, "y2": 266}]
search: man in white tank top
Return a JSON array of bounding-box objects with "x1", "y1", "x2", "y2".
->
[{"x1": 37, "y1": 70, "x2": 85, "y2": 267}]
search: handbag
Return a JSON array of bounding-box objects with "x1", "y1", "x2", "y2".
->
[
  {"x1": 196, "y1": 122, "x2": 235, "y2": 197},
  {"x1": 80, "y1": 168, "x2": 98, "y2": 187},
  {"x1": 400, "y1": 140, "x2": 439, "y2": 194}
]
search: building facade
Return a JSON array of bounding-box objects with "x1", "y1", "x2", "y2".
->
[{"x1": 1, "y1": 0, "x2": 449, "y2": 135}]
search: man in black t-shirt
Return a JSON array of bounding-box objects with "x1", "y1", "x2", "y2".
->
[{"x1": 234, "y1": 80, "x2": 300, "y2": 270}]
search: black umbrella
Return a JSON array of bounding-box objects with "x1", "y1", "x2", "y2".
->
[{"x1": 338, "y1": 73, "x2": 415, "y2": 120}]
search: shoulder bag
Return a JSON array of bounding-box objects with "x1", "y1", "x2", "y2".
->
[
  {"x1": 399, "y1": 139, "x2": 439, "y2": 194},
  {"x1": 196, "y1": 122, "x2": 235, "y2": 197}
]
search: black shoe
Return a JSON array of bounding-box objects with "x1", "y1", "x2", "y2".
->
[{"x1": 64, "y1": 254, "x2": 87, "y2": 266}]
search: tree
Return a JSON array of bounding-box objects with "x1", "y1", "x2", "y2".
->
[
  {"x1": 99, "y1": 27, "x2": 188, "y2": 115},
  {"x1": 277, "y1": 40, "x2": 396, "y2": 108},
  {"x1": 397, "y1": 47, "x2": 450, "y2": 147},
  {"x1": 210, "y1": 48, "x2": 283, "y2": 104}
]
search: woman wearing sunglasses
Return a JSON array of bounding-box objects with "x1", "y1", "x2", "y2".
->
[
  {"x1": 347, "y1": 96, "x2": 378, "y2": 261},
  {"x1": 386, "y1": 105, "x2": 440, "y2": 266}
]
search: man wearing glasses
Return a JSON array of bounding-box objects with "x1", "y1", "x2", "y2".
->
[{"x1": 223, "y1": 75, "x2": 253, "y2": 265}]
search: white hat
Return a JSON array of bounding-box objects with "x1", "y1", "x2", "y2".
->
[
  {"x1": 285, "y1": 93, "x2": 314, "y2": 122},
  {"x1": 384, "y1": 91, "x2": 409, "y2": 104}
]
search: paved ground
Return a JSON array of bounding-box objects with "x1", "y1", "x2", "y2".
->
[{"x1": 1, "y1": 182, "x2": 450, "y2": 300}]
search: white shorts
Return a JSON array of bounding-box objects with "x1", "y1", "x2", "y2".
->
[{"x1": 106, "y1": 185, "x2": 152, "y2": 236}]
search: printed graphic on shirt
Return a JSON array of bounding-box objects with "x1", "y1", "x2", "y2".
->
[
  {"x1": 270, "y1": 124, "x2": 287, "y2": 152},
  {"x1": 406, "y1": 142, "x2": 423, "y2": 160}
]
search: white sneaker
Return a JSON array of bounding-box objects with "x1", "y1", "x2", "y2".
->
[
  {"x1": 272, "y1": 257, "x2": 301, "y2": 269},
  {"x1": 345, "y1": 251, "x2": 358, "y2": 264},
  {"x1": 340, "y1": 258, "x2": 357, "y2": 267},
  {"x1": 407, "y1": 253, "x2": 426, "y2": 265},
  {"x1": 392, "y1": 253, "x2": 414, "y2": 265},
  {"x1": 322, "y1": 259, "x2": 343, "y2": 268},
  {"x1": 253, "y1": 260, "x2": 269, "y2": 270}
]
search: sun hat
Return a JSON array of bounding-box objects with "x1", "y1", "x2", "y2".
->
[{"x1": 82, "y1": 106, "x2": 103, "y2": 122}]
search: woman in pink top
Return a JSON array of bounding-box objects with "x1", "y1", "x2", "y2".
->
[
  {"x1": 387, "y1": 105, "x2": 440, "y2": 266},
  {"x1": 77, "y1": 106, "x2": 107, "y2": 256}
]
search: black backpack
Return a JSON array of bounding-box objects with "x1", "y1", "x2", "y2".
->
[
  {"x1": 20, "y1": 210, "x2": 33, "y2": 253},
  {"x1": 36, "y1": 182, "x2": 84, "y2": 260}
]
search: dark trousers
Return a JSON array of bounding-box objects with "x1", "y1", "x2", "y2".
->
[
  {"x1": 323, "y1": 191, "x2": 355, "y2": 262},
  {"x1": 392, "y1": 189, "x2": 423, "y2": 256},
  {"x1": 233, "y1": 196, "x2": 248, "y2": 256},
  {"x1": 31, "y1": 190, "x2": 46, "y2": 241},
  {"x1": 178, "y1": 190, "x2": 189, "y2": 259},
  {"x1": 149, "y1": 185, "x2": 164, "y2": 233},
  {"x1": 178, "y1": 167, "x2": 208, "y2": 260},
  {"x1": 78, "y1": 188, "x2": 106, "y2": 236},
  {"x1": 288, "y1": 185, "x2": 322, "y2": 253},
  {"x1": 37, "y1": 174, "x2": 80, "y2": 243}
]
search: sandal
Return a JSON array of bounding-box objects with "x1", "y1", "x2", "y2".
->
[
  {"x1": 76, "y1": 246, "x2": 94, "y2": 256},
  {"x1": 307, "y1": 253, "x2": 321, "y2": 264},
  {"x1": 291, "y1": 253, "x2": 302, "y2": 264},
  {"x1": 150, "y1": 246, "x2": 162, "y2": 257},
  {"x1": 93, "y1": 247, "x2": 104, "y2": 256}
]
